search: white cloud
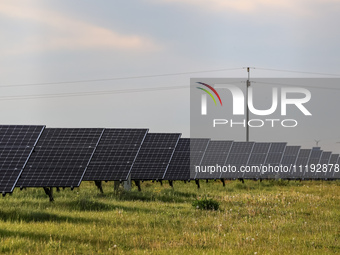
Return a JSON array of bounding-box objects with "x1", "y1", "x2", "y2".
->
[{"x1": 0, "y1": 1, "x2": 161, "y2": 55}]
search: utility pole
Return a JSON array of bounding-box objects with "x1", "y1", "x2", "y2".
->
[{"x1": 246, "y1": 67, "x2": 250, "y2": 142}]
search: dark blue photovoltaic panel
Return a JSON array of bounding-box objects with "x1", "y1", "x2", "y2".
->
[
  {"x1": 280, "y1": 146, "x2": 300, "y2": 178},
  {"x1": 0, "y1": 125, "x2": 45, "y2": 194},
  {"x1": 130, "y1": 133, "x2": 181, "y2": 180},
  {"x1": 305, "y1": 149, "x2": 323, "y2": 179},
  {"x1": 326, "y1": 154, "x2": 339, "y2": 179},
  {"x1": 221, "y1": 142, "x2": 254, "y2": 179},
  {"x1": 268, "y1": 143, "x2": 286, "y2": 153},
  {"x1": 315, "y1": 151, "x2": 331, "y2": 179},
  {"x1": 196, "y1": 140, "x2": 233, "y2": 179},
  {"x1": 243, "y1": 142, "x2": 270, "y2": 179},
  {"x1": 261, "y1": 143, "x2": 286, "y2": 179},
  {"x1": 293, "y1": 149, "x2": 311, "y2": 179},
  {"x1": 83, "y1": 129, "x2": 148, "y2": 181},
  {"x1": 164, "y1": 138, "x2": 209, "y2": 180},
  {"x1": 334, "y1": 156, "x2": 340, "y2": 179},
  {"x1": 17, "y1": 128, "x2": 103, "y2": 187}
]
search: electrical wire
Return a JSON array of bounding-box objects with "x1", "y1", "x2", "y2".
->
[
  {"x1": 0, "y1": 85, "x2": 189, "y2": 101},
  {"x1": 252, "y1": 81, "x2": 340, "y2": 91},
  {"x1": 255, "y1": 67, "x2": 340, "y2": 77},
  {"x1": 0, "y1": 67, "x2": 243, "y2": 88}
]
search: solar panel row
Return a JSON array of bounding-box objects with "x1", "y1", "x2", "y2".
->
[{"x1": 1, "y1": 125, "x2": 339, "y2": 195}]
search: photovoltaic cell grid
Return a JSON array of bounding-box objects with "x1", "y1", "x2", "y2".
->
[
  {"x1": 0, "y1": 125, "x2": 45, "y2": 194},
  {"x1": 334, "y1": 156, "x2": 340, "y2": 179},
  {"x1": 304, "y1": 149, "x2": 323, "y2": 179},
  {"x1": 280, "y1": 146, "x2": 300, "y2": 178},
  {"x1": 221, "y1": 142, "x2": 254, "y2": 179},
  {"x1": 243, "y1": 143, "x2": 270, "y2": 179},
  {"x1": 17, "y1": 128, "x2": 103, "y2": 188},
  {"x1": 261, "y1": 143, "x2": 286, "y2": 179},
  {"x1": 130, "y1": 133, "x2": 181, "y2": 180},
  {"x1": 83, "y1": 129, "x2": 148, "y2": 181},
  {"x1": 164, "y1": 138, "x2": 210, "y2": 180},
  {"x1": 316, "y1": 151, "x2": 331, "y2": 179},
  {"x1": 196, "y1": 140, "x2": 233, "y2": 179},
  {"x1": 293, "y1": 149, "x2": 311, "y2": 179},
  {"x1": 328, "y1": 154, "x2": 339, "y2": 179}
]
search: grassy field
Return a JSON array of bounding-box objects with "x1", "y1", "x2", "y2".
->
[{"x1": 0, "y1": 180, "x2": 339, "y2": 254}]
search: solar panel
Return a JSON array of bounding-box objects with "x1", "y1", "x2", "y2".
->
[
  {"x1": 221, "y1": 142, "x2": 254, "y2": 179},
  {"x1": 17, "y1": 128, "x2": 103, "y2": 188},
  {"x1": 326, "y1": 154, "x2": 339, "y2": 179},
  {"x1": 334, "y1": 156, "x2": 340, "y2": 179},
  {"x1": 315, "y1": 151, "x2": 331, "y2": 179},
  {"x1": 293, "y1": 149, "x2": 311, "y2": 179},
  {"x1": 0, "y1": 125, "x2": 45, "y2": 194},
  {"x1": 251, "y1": 143, "x2": 271, "y2": 154},
  {"x1": 280, "y1": 146, "x2": 300, "y2": 178},
  {"x1": 261, "y1": 143, "x2": 286, "y2": 179},
  {"x1": 83, "y1": 129, "x2": 148, "y2": 181},
  {"x1": 164, "y1": 138, "x2": 210, "y2": 180},
  {"x1": 242, "y1": 142, "x2": 270, "y2": 179},
  {"x1": 268, "y1": 143, "x2": 286, "y2": 153},
  {"x1": 304, "y1": 149, "x2": 323, "y2": 179},
  {"x1": 196, "y1": 140, "x2": 233, "y2": 179},
  {"x1": 130, "y1": 133, "x2": 181, "y2": 180}
]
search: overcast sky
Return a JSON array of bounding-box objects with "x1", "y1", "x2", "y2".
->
[{"x1": 1, "y1": 0, "x2": 340, "y2": 152}]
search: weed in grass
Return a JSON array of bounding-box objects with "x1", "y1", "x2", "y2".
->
[{"x1": 192, "y1": 196, "x2": 220, "y2": 210}]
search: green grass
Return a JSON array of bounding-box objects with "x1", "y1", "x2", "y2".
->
[{"x1": 0, "y1": 180, "x2": 339, "y2": 254}]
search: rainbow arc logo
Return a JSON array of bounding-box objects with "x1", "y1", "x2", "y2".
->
[{"x1": 196, "y1": 82, "x2": 223, "y2": 106}]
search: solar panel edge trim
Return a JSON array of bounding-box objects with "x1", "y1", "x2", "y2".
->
[
  {"x1": 161, "y1": 134, "x2": 181, "y2": 180},
  {"x1": 7, "y1": 125, "x2": 46, "y2": 193},
  {"x1": 77, "y1": 128, "x2": 105, "y2": 186},
  {"x1": 125, "y1": 129, "x2": 149, "y2": 181}
]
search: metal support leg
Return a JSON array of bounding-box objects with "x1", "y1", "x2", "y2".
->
[
  {"x1": 221, "y1": 178, "x2": 225, "y2": 187},
  {"x1": 134, "y1": 180, "x2": 141, "y2": 191},
  {"x1": 195, "y1": 179, "x2": 200, "y2": 189},
  {"x1": 95, "y1": 181, "x2": 104, "y2": 193}
]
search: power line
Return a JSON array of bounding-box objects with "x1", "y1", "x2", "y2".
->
[
  {"x1": 253, "y1": 81, "x2": 340, "y2": 91},
  {"x1": 0, "y1": 85, "x2": 189, "y2": 101},
  {"x1": 0, "y1": 67, "x2": 243, "y2": 88},
  {"x1": 255, "y1": 67, "x2": 340, "y2": 77},
  {"x1": 1, "y1": 79, "x2": 339, "y2": 102}
]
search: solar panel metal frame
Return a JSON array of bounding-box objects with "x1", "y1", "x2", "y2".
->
[
  {"x1": 17, "y1": 128, "x2": 104, "y2": 188},
  {"x1": 83, "y1": 128, "x2": 148, "y2": 181},
  {"x1": 0, "y1": 125, "x2": 45, "y2": 194}
]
